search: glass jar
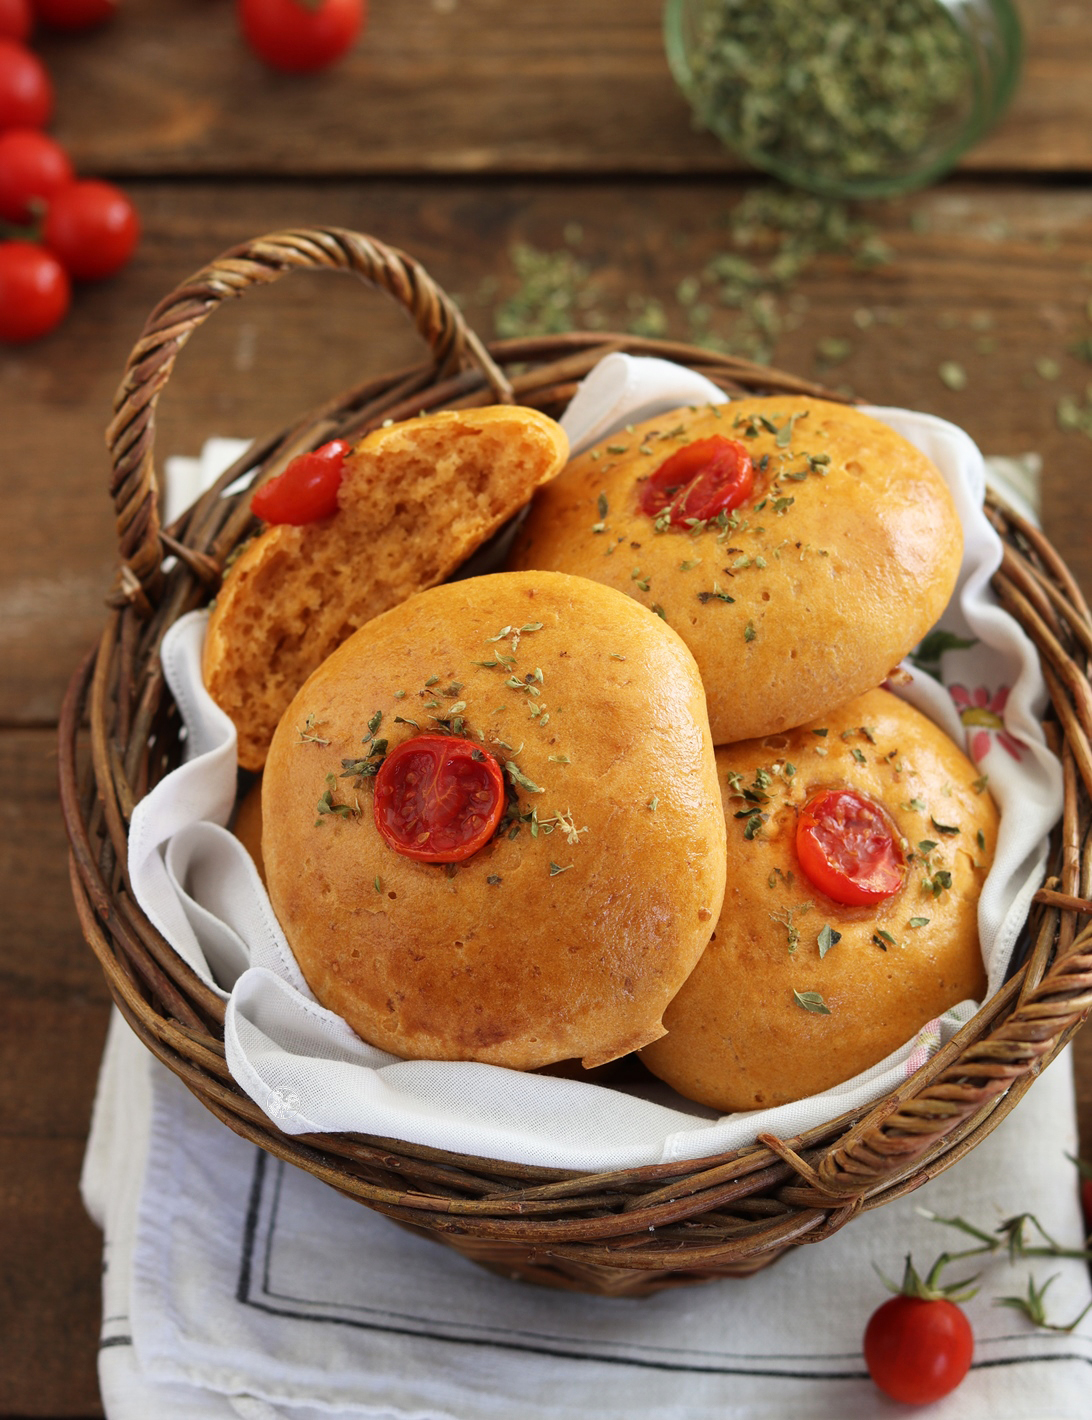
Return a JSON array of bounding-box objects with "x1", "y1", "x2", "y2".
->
[{"x1": 664, "y1": 0, "x2": 1023, "y2": 199}]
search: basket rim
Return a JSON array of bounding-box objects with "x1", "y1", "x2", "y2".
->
[{"x1": 58, "y1": 228, "x2": 1092, "y2": 1293}]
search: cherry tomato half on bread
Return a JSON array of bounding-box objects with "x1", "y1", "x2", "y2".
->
[
  {"x1": 373, "y1": 736, "x2": 506, "y2": 864},
  {"x1": 0, "y1": 239, "x2": 68, "y2": 340},
  {"x1": 0, "y1": 39, "x2": 51, "y2": 129},
  {"x1": 639, "y1": 436, "x2": 754, "y2": 528},
  {"x1": 250, "y1": 438, "x2": 351, "y2": 524},
  {"x1": 43, "y1": 178, "x2": 139, "y2": 280},
  {"x1": 795, "y1": 788, "x2": 904, "y2": 906},
  {"x1": 864, "y1": 1295, "x2": 974, "y2": 1404},
  {"x1": 0, "y1": 127, "x2": 72, "y2": 223},
  {"x1": 238, "y1": 0, "x2": 364, "y2": 74}
]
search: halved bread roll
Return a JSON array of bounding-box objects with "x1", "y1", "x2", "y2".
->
[{"x1": 204, "y1": 406, "x2": 569, "y2": 770}]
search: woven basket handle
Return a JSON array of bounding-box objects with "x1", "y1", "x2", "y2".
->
[{"x1": 104, "y1": 227, "x2": 513, "y2": 596}]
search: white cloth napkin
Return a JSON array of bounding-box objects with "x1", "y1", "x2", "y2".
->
[
  {"x1": 125, "y1": 356, "x2": 1063, "y2": 1170},
  {"x1": 82, "y1": 1007, "x2": 1092, "y2": 1419}
]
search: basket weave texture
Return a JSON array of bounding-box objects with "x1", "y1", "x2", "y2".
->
[{"x1": 59, "y1": 228, "x2": 1092, "y2": 1298}]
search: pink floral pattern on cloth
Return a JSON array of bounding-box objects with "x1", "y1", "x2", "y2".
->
[
  {"x1": 949, "y1": 683, "x2": 1026, "y2": 763},
  {"x1": 904, "y1": 1019, "x2": 943, "y2": 1077}
]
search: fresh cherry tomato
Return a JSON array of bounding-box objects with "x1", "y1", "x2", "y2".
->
[
  {"x1": 639, "y1": 436, "x2": 754, "y2": 528},
  {"x1": 238, "y1": 0, "x2": 364, "y2": 74},
  {"x1": 864, "y1": 1294, "x2": 974, "y2": 1405},
  {"x1": 43, "y1": 178, "x2": 139, "y2": 280},
  {"x1": 0, "y1": 39, "x2": 51, "y2": 129},
  {"x1": 795, "y1": 788, "x2": 904, "y2": 906},
  {"x1": 0, "y1": 238, "x2": 68, "y2": 340},
  {"x1": 373, "y1": 736, "x2": 506, "y2": 864},
  {"x1": 250, "y1": 438, "x2": 350, "y2": 524},
  {"x1": 0, "y1": 0, "x2": 32, "y2": 41},
  {"x1": 0, "y1": 128, "x2": 72, "y2": 223},
  {"x1": 32, "y1": 0, "x2": 116, "y2": 29}
]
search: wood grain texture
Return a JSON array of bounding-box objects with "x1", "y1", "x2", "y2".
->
[
  {"x1": 32, "y1": 0, "x2": 1092, "y2": 178},
  {"x1": 1, "y1": 734, "x2": 109, "y2": 1418}
]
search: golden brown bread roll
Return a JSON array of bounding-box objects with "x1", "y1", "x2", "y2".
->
[
  {"x1": 261, "y1": 570, "x2": 727, "y2": 1070},
  {"x1": 232, "y1": 776, "x2": 265, "y2": 884},
  {"x1": 507, "y1": 398, "x2": 962, "y2": 745},
  {"x1": 204, "y1": 406, "x2": 569, "y2": 771},
  {"x1": 640, "y1": 688, "x2": 996, "y2": 1111}
]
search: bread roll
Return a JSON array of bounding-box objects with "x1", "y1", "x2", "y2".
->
[
  {"x1": 640, "y1": 688, "x2": 996, "y2": 1111},
  {"x1": 232, "y1": 776, "x2": 265, "y2": 884},
  {"x1": 205, "y1": 406, "x2": 569, "y2": 771},
  {"x1": 508, "y1": 398, "x2": 962, "y2": 745},
  {"x1": 261, "y1": 570, "x2": 727, "y2": 1070}
]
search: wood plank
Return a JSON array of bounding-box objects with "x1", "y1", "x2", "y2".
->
[
  {"x1": 0, "y1": 728, "x2": 112, "y2": 1416},
  {"x1": 4, "y1": 177, "x2": 1091, "y2": 723},
  {"x1": 32, "y1": 0, "x2": 1092, "y2": 178},
  {"x1": 0, "y1": 1005, "x2": 109, "y2": 1418},
  {"x1": 0, "y1": 1138, "x2": 105, "y2": 1417},
  {"x1": 1, "y1": 733, "x2": 111, "y2": 999}
]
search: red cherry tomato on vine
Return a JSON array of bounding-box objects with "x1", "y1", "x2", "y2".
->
[
  {"x1": 864, "y1": 1294, "x2": 974, "y2": 1405},
  {"x1": 238, "y1": 0, "x2": 364, "y2": 74},
  {"x1": 250, "y1": 439, "x2": 350, "y2": 524},
  {"x1": 0, "y1": 128, "x2": 72, "y2": 223},
  {"x1": 373, "y1": 736, "x2": 506, "y2": 864},
  {"x1": 0, "y1": 0, "x2": 32, "y2": 42},
  {"x1": 639, "y1": 436, "x2": 754, "y2": 528},
  {"x1": 795, "y1": 788, "x2": 904, "y2": 906},
  {"x1": 43, "y1": 179, "x2": 139, "y2": 280},
  {"x1": 0, "y1": 239, "x2": 68, "y2": 341},
  {"x1": 0, "y1": 39, "x2": 51, "y2": 129},
  {"x1": 32, "y1": 0, "x2": 116, "y2": 29}
]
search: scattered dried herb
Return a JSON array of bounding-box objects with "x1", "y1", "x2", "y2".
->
[
  {"x1": 911, "y1": 629, "x2": 979, "y2": 677},
  {"x1": 505, "y1": 761, "x2": 545, "y2": 794},
  {"x1": 939, "y1": 360, "x2": 968, "y2": 391},
  {"x1": 793, "y1": 989, "x2": 832, "y2": 1015},
  {"x1": 817, "y1": 923, "x2": 842, "y2": 958},
  {"x1": 297, "y1": 713, "x2": 330, "y2": 746}
]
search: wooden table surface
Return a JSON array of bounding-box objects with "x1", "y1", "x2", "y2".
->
[{"x1": 3, "y1": 1, "x2": 1092, "y2": 1413}]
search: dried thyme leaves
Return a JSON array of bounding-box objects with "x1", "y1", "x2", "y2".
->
[{"x1": 683, "y1": 0, "x2": 971, "y2": 183}]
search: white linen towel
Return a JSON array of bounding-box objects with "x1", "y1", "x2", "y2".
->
[{"x1": 82, "y1": 1009, "x2": 1092, "y2": 1419}]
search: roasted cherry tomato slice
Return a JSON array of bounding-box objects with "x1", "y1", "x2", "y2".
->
[
  {"x1": 373, "y1": 736, "x2": 505, "y2": 864},
  {"x1": 795, "y1": 788, "x2": 904, "y2": 906},
  {"x1": 250, "y1": 438, "x2": 351, "y2": 525},
  {"x1": 864, "y1": 1295, "x2": 973, "y2": 1405},
  {"x1": 639, "y1": 436, "x2": 754, "y2": 528}
]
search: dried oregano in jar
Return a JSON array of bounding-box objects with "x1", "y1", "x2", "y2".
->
[{"x1": 665, "y1": 0, "x2": 1022, "y2": 197}]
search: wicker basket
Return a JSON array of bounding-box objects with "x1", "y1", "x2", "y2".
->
[{"x1": 60, "y1": 228, "x2": 1092, "y2": 1299}]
